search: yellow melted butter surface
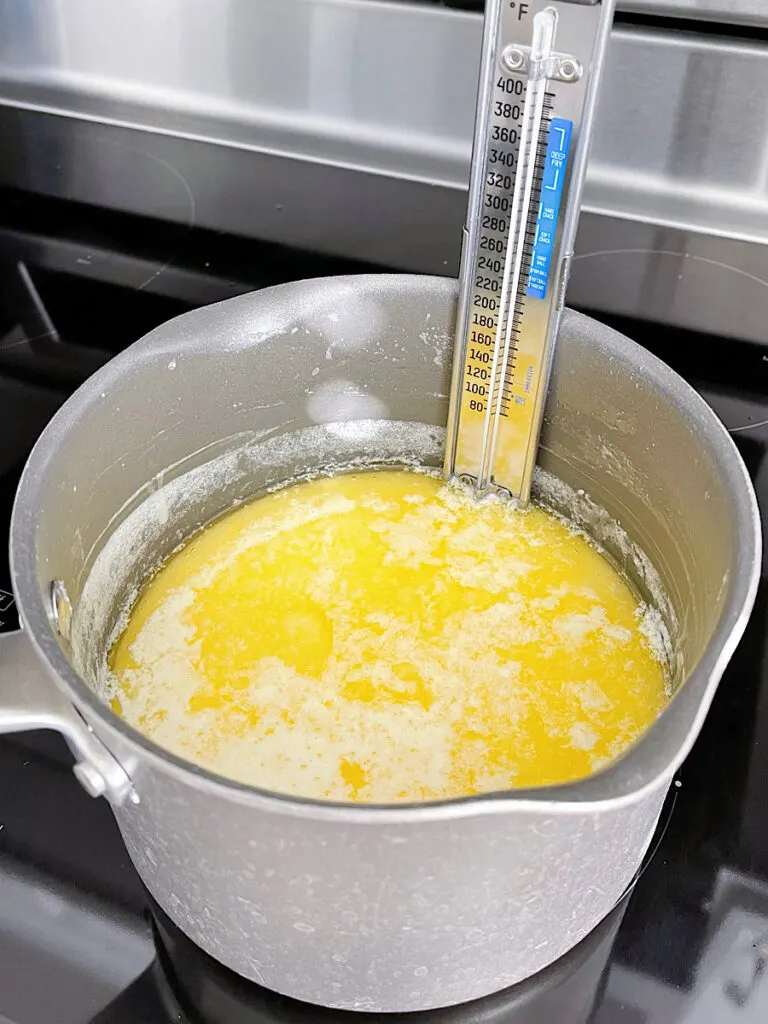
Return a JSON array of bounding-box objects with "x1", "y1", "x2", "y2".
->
[{"x1": 109, "y1": 470, "x2": 668, "y2": 802}]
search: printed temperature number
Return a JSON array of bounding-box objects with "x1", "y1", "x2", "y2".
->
[
  {"x1": 470, "y1": 347, "x2": 492, "y2": 362},
  {"x1": 478, "y1": 255, "x2": 503, "y2": 273},
  {"x1": 485, "y1": 194, "x2": 510, "y2": 211},
  {"x1": 497, "y1": 76, "x2": 524, "y2": 96},
  {"x1": 487, "y1": 172, "x2": 513, "y2": 190},
  {"x1": 489, "y1": 148, "x2": 515, "y2": 167},
  {"x1": 482, "y1": 216, "x2": 507, "y2": 232},
  {"x1": 491, "y1": 126, "x2": 519, "y2": 143},
  {"x1": 494, "y1": 102, "x2": 522, "y2": 120},
  {"x1": 480, "y1": 236, "x2": 505, "y2": 252}
]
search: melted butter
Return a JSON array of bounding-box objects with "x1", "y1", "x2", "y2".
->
[{"x1": 109, "y1": 470, "x2": 668, "y2": 802}]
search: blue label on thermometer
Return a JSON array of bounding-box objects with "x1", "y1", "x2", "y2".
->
[{"x1": 526, "y1": 118, "x2": 573, "y2": 301}]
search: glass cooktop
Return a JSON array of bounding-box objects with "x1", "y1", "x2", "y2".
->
[{"x1": 0, "y1": 189, "x2": 767, "y2": 1024}]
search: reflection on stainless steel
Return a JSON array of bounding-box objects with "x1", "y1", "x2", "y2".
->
[
  {"x1": 586, "y1": 32, "x2": 768, "y2": 249},
  {"x1": 571, "y1": 216, "x2": 768, "y2": 344},
  {"x1": 620, "y1": 0, "x2": 768, "y2": 25},
  {"x1": 0, "y1": 2, "x2": 764, "y2": 342}
]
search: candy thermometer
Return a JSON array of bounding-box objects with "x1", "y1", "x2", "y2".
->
[{"x1": 445, "y1": 0, "x2": 615, "y2": 503}]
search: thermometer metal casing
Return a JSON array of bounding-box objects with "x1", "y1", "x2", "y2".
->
[{"x1": 445, "y1": 0, "x2": 615, "y2": 504}]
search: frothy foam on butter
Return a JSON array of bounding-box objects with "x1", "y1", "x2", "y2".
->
[{"x1": 106, "y1": 470, "x2": 669, "y2": 802}]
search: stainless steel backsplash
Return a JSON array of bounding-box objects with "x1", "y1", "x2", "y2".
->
[{"x1": 0, "y1": 0, "x2": 764, "y2": 343}]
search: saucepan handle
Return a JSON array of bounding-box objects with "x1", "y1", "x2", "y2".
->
[{"x1": 0, "y1": 628, "x2": 136, "y2": 805}]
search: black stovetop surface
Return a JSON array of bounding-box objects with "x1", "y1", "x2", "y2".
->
[{"x1": 0, "y1": 190, "x2": 767, "y2": 1024}]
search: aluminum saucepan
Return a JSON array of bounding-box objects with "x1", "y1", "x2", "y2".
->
[{"x1": 0, "y1": 275, "x2": 760, "y2": 1012}]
